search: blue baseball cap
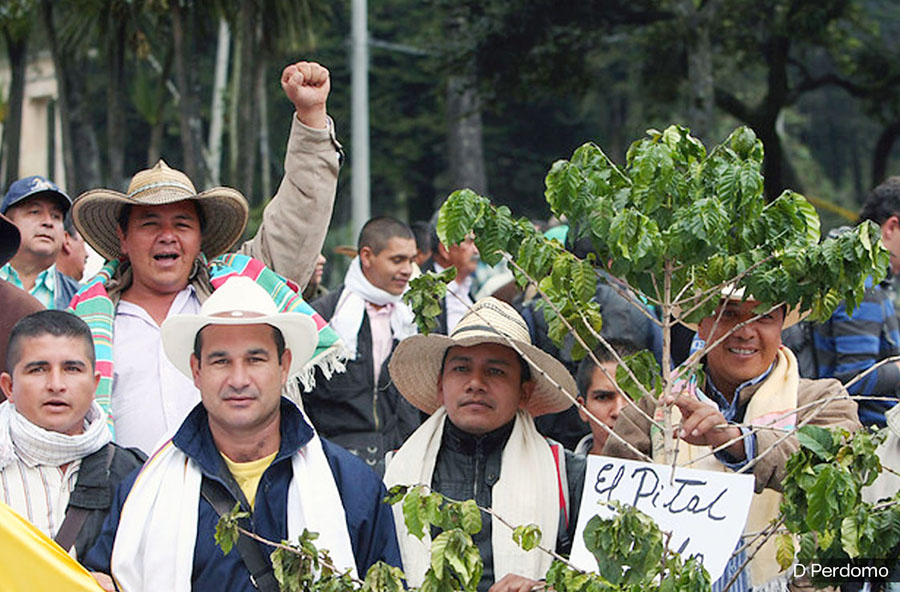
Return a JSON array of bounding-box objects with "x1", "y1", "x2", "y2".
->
[{"x1": 1, "y1": 175, "x2": 72, "y2": 216}]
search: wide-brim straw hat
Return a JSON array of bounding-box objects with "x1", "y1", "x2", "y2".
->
[
  {"x1": 389, "y1": 297, "x2": 576, "y2": 416},
  {"x1": 679, "y1": 284, "x2": 807, "y2": 331},
  {"x1": 0, "y1": 213, "x2": 20, "y2": 266},
  {"x1": 161, "y1": 276, "x2": 318, "y2": 379},
  {"x1": 72, "y1": 160, "x2": 249, "y2": 261}
]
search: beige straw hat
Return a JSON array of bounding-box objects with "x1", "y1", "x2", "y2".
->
[
  {"x1": 72, "y1": 160, "x2": 249, "y2": 261},
  {"x1": 679, "y1": 284, "x2": 807, "y2": 330},
  {"x1": 161, "y1": 276, "x2": 318, "y2": 379},
  {"x1": 388, "y1": 297, "x2": 576, "y2": 416}
]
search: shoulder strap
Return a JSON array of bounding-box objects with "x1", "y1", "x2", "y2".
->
[
  {"x1": 200, "y1": 477, "x2": 279, "y2": 592},
  {"x1": 56, "y1": 445, "x2": 116, "y2": 551}
]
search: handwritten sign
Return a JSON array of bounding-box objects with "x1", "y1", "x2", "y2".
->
[{"x1": 570, "y1": 456, "x2": 755, "y2": 582}]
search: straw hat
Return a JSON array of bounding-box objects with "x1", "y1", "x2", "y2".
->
[
  {"x1": 161, "y1": 276, "x2": 318, "y2": 379},
  {"x1": 0, "y1": 213, "x2": 20, "y2": 266},
  {"x1": 680, "y1": 284, "x2": 806, "y2": 331},
  {"x1": 72, "y1": 160, "x2": 249, "y2": 261},
  {"x1": 389, "y1": 297, "x2": 576, "y2": 416}
]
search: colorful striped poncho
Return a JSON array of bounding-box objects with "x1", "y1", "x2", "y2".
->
[{"x1": 68, "y1": 253, "x2": 346, "y2": 435}]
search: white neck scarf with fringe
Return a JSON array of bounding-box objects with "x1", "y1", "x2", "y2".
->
[
  {"x1": 331, "y1": 257, "x2": 416, "y2": 360},
  {"x1": 652, "y1": 346, "x2": 799, "y2": 590},
  {"x1": 384, "y1": 408, "x2": 558, "y2": 586},
  {"x1": 110, "y1": 425, "x2": 357, "y2": 591},
  {"x1": 0, "y1": 400, "x2": 111, "y2": 470}
]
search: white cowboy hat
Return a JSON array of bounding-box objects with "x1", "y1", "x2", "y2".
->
[
  {"x1": 680, "y1": 284, "x2": 807, "y2": 330},
  {"x1": 72, "y1": 159, "x2": 249, "y2": 261},
  {"x1": 388, "y1": 297, "x2": 576, "y2": 416},
  {"x1": 161, "y1": 276, "x2": 318, "y2": 379}
]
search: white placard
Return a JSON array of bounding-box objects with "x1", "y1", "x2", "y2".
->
[{"x1": 570, "y1": 455, "x2": 755, "y2": 582}]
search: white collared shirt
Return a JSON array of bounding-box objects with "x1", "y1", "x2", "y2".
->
[
  {"x1": 111, "y1": 286, "x2": 201, "y2": 454},
  {"x1": 0, "y1": 456, "x2": 80, "y2": 542},
  {"x1": 433, "y1": 262, "x2": 474, "y2": 334}
]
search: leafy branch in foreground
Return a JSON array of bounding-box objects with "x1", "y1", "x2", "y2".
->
[{"x1": 777, "y1": 425, "x2": 900, "y2": 587}]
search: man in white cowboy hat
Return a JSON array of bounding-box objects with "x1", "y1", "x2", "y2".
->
[
  {"x1": 0, "y1": 213, "x2": 43, "y2": 380},
  {"x1": 0, "y1": 175, "x2": 79, "y2": 310},
  {"x1": 81, "y1": 276, "x2": 400, "y2": 592},
  {"x1": 384, "y1": 297, "x2": 585, "y2": 592},
  {"x1": 68, "y1": 60, "x2": 346, "y2": 454},
  {"x1": 603, "y1": 287, "x2": 862, "y2": 591}
]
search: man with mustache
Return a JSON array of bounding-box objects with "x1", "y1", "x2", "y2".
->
[
  {"x1": 0, "y1": 176, "x2": 79, "y2": 310},
  {"x1": 67, "y1": 60, "x2": 345, "y2": 454},
  {"x1": 384, "y1": 298, "x2": 585, "y2": 592}
]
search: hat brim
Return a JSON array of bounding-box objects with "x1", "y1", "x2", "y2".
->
[
  {"x1": 161, "y1": 312, "x2": 319, "y2": 380},
  {"x1": 0, "y1": 213, "x2": 20, "y2": 266},
  {"x1": 389, "y1": 333, "x2": 577, "y2": 417},
  {"x1": 72, "y1": 186, "x2": 248, "y2": 261},
  {"x1": 678, "y1": 300, "x2": 807, "y2": 331}
]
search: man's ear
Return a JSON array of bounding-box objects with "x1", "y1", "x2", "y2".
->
[
  {"x1": 115, "y1": 225, "x2": 129, "y2": 259},
  {"x1": 358, "y1": 246, "x2": 373, "y2": 269},
  {"x1": 190, "y1": 353, "x2": 202, "y2": 387},
  {"x1": 0, "y1": 373, "x2": 14, "y2": 403},
  {"x1": 518, "y1": 380, "x2": 536, "y2": 409},
  {"x1": 279, "y1": 349, "x2": 293, "y2": 385},
  {"x1": 60, "y1": 233, "x2": 73, "y2": 256},
  {"x1": 437, "y1": 374, "x2": 445, "y2": 407},
  {"x1": 576, "y1": 395, "x2": 588, "y2": 422},
  {"x1": 697, "y1": 316, "x2": 711, "y2": 341}
]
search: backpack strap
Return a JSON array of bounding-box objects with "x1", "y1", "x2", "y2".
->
[
  {"x1": 55, "y1": 444, "x2": 115, "y2": 552},
  {"x1": 200, "y1": 477, "x2": 279, "y2": 592},
  {"x1": 548, "y1": 442, "x2": 570, "y2": 528}
]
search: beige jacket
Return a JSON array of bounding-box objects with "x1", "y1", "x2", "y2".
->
[
  {"x1": 236, "y1": 115, "x2": 341, "y2": 289},
  {"x1": 602, "y1": 372, "x2": 861, "y2": 494}
]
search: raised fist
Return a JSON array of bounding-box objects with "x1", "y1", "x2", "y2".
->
[{"x1": 281, "y1": 61, "x2": 330, "y2": 129}]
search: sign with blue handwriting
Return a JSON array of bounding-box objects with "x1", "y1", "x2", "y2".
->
[{"x1": 570, "y1": 455, "x2": 755, "y2": 582}]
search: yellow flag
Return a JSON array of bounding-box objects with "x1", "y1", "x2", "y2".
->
[{"x1": 0, "y1": 500, "x2": 104, "y2": 591}]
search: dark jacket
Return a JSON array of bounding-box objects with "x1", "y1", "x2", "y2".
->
[
  {"x1": 307, "y1": 287, "x2": 421, "y2": 474},
  {"x1": 783, "y1": 275, "x2": 900, "y2": 427},
  {"x1": 55, "y1": 269, "x2": 80, "y2": 310},
  {"x1": 82, "y1": 398, "x2": 402, "y2": 589},
  {"x1": 70, "y1": 443, "x2": 145, "y2": 556},
  {"x1": 432, "y1": 420, "x2": 585, "y2": 592}
]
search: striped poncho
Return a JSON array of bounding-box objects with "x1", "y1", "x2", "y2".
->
[{"x1": 68, "y1": 253, "x2": 346, "y2": 435}]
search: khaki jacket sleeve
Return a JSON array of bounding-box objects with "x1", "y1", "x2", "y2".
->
[
  {"x1": 601, "y1": 395, "x2": 656, "y2": 461},
  {"x1": 237, "y1": 116, "x2": 341, "y2": 288},
  {"x1": 750, "y1": 378, "x2": 861, "y2": 493}
]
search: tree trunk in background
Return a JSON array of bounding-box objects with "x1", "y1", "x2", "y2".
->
[
  {"x1": 678, "y1": 0, "x2": 716, "y2": 143},
  {"x1": 147, "y1": 50, "x2": 174, "y2": 166},
  {"x1": 236, "y1": 0, "x2": 260, "y2": 204},
  {"x1": 872, "y1": 119, "x2": 900, "y2": 190},
  {"x1": 171, "y1": 1, "x2": 202, "y2": 184},
  {"x1": 3, "y1": 31, "x2": 27, "y2": 189},
  {"x1": 106, "y1": 15, "x2": 127, "y2": 189},
  {"x1": 256, "y1": 55, "x2": 272, "y2": 200},
  {"x1": 39, "y1": 0, "x2": 76, "y2": 190},
  {"x1": 207, "y1": 18, "x2": 231, "y2": 185}
]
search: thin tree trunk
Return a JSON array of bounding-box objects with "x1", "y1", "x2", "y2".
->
[
  {"x1": 207, "y1": 18, "x2": 231, "y2": 185},
  {"x1": 256, "y1": 55, "x2": 271, "y2": 200},
  {"x1": 236, "y1": 0, "x2": 259, "y2": 203},
  {"x1": 106, "y1": 16, "x2": 126, "y2": 189},
  {"x1": 39, "y1": 0, "x2": 76, "y2": 190},
  {"x1": 147, "y1": 50, "x2": 174, "y2": 166},
  {"x1": 228, "y1": 29, "x2": 241, "y2": 187},
  {"x1": 872, "y1": 119, "x2": 900, "y2": 189},
  {"x1": 171, "y1": 1, "x2": 200, "y2": 183},
  {"x1": 3, "y1": 30, "x2": 27, "y2": 188},
  {"x1": 678, "y1": 0, "x2": 716, "y2": 142}
]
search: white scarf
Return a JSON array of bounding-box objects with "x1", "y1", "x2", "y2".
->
[
  {"x1": 652, "y1": 346, "x2": 799, "y2": 589},
  {"x1": 384, "y1": 408, "x2": 558, "y2": 586},
  {"x1": 331, "y1": 257, "x2": 416, "y2": 359},
  {"x1": 110, "y1": 425, "x2": 357, "y2": 591},
  {"x1": 0, "y1": 400, "x2": 111, "y2": 470}
]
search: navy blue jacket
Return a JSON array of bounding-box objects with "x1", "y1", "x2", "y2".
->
[{"x1": 82, "y1": 398, "x2": 402, "y2": 589}]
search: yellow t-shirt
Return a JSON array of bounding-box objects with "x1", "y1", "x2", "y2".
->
[{"x1": 221, "y1": 451, "x2": 277, "y2": 511}]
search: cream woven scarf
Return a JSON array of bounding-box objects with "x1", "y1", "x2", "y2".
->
[
  {"x1": 384, "y1": 408, "x2": 558, "y2": 586},
  {"x1": 652, "y1": 346, "x2": 799, "y2": 588}
]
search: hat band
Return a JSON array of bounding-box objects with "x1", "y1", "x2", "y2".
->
[
  {"x1": 452, "y1": 323, "x2": 529, "y2": 343},
  {"x1": 127, "y1": 180, "x2": 195, "y2": 199}
]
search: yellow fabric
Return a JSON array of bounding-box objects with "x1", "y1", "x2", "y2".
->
[
  {"x1": 652, "y1": 346, "x2": 799, "y2": 588},
  {"x1": 0, "y1": 500, "x2": 104, "y2": 591},
  {"x1": 221, "y1": 451, "x2": 277, "y2": 510}
]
